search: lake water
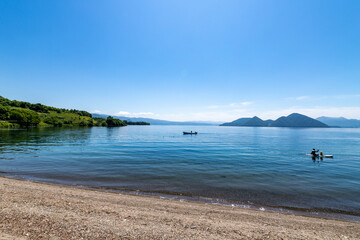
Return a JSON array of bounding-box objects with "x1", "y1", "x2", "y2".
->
[{"x1": 1, "y1": 126, "x2": 360, "y2": 221}]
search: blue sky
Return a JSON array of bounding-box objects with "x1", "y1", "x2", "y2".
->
[{"x1": 1, "y1": 0, "x2": 359, "y2": 121}]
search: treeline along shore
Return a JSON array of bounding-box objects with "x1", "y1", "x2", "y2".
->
[{"x1": 0, "y1": 96, "x2": 149, "y2": 128}]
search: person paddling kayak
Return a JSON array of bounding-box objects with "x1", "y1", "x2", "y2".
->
[{"x1": 311, "y1": 148, "x2": 319, "y2": 156}]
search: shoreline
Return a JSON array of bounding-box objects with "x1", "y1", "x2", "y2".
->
[
  {"x1": 1, "y1": 176, "x2": 360, "y2": 239},
  {"x1": 2, "y1": 173, "x2": 360, "y2": 223}
]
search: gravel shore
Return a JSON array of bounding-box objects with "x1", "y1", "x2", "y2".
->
[{"x1": 0, "y1": 176, "x2": 359, "y2": 239}]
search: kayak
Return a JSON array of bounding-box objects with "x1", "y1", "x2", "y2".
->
[
  {"x1": 183, "y1": 132, "x2": 198, "y2": 135},
  {"x1": 306, "y1": 154, "x2": 333, "y2": 158}
]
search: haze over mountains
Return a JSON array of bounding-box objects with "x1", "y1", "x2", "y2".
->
[
  {"x1": 317, "y1": 117, "x2": 360, "y2": 128},
  {"x1": 92, "y1": 113, "x2": 360, "y2": 128},
  {"x1": 221, "y1": 113, "x2": 329, "y2": 128},
  {"x1": 92, "y1": 114, "x2": 220, "y2": 126}
]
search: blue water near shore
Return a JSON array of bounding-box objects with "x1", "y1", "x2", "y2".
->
[{"x1": 1, "y1": 126, "x2": 360, "y2": 221}]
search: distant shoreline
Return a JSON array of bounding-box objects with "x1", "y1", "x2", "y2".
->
[{"x1": 1, "y1": 176, "x2": 360, "y2": 239}]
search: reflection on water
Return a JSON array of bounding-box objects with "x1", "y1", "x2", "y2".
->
[
  {"x1": 1, "y1": 126, "x2": 360, "y2": 221},
  {"x1": 0, "y1": 127, "x2": 91, "y2": 155}
]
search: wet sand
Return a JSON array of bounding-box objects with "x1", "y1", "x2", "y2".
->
[{"x1": 0, "y1": 176, "x2": 359, "y2": 239}]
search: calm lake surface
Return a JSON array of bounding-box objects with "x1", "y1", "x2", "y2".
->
[{"x1": 1, "y1": 126, "x2": 360, "y2": 221}]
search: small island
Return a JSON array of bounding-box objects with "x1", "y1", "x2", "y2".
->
[{"x1": 221, "y1": 113, "x2": 329, "y2": 128}]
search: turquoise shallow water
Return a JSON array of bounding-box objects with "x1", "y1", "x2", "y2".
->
[{"x1": 1, "y1": 126, "x2": 360, "y2": 221}]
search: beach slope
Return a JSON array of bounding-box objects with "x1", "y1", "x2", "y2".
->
[{"x1": 0, "y1": 177, "x2": 359, "y2": 239}]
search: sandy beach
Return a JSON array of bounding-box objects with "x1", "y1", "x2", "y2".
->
[{"x1": 0, "y1": 176, "x2": 359, "y2": 239}]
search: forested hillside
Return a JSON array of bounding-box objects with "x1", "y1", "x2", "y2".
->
[{"x1": 0, "y1": 96, "x2": 127, "y2": 128}]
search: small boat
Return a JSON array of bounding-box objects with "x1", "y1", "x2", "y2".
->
[
  {"x1": 183, "y1": 131, "x2": 198, "y2": 135},
  {"x1": 306, "y1": 154, "x2": 333, "y2": 158}
]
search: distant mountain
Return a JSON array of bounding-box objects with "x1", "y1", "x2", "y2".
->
[
  {"x1": 92, "y1": 113, "x2": 221, "y2": 126},
  {"x1": 264, "y1": 119, "x2": 274, "y2": 125},
  {"x1": 220, "y1": 118, "x2": 252, "y2": 126},
  {"x1": 221, "y1": 113, "x2": 329, "y2": 128},
  {"x1": 221, "y1": 116, "x2": 268, "y2": 127},
  {"x1": 270, "y1": 113, "x2": 328, "y2": 127},
  {"x1": 317, "y1": 117, "x2": 360, "y2": 128},
  {"x1": 243, "y1": 116, "x2": 268, "y2": 126}
]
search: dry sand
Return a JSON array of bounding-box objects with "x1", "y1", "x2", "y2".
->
[{"x1": 0, "y1": 176, "x2": 359, "y2": 239}]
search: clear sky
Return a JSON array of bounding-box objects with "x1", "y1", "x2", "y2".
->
[{"x1": 1, "y1": 0, "x2": 359, "y2": 121}]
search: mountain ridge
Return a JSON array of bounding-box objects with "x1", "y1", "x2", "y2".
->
[
  {"x1": 317, "y1": 116, "x2": 360, "y2": 128},
  {"x1": 92, "y1": 114, "x2": 221, "y2": 126},
  {"x1": 221, "y1": 113, "x2": 329, "y2": 128}
]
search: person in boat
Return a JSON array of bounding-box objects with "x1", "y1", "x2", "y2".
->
[{"x1": 311, "y1": 148, "x2": 319, "y2": 156}]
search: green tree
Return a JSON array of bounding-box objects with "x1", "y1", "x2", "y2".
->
[
  {"x1": 9, "y1": 108, "x2": 40, "y2": 127},
  {"x1": 0, "y1": 105, "x2": 10, "y2": 120},
  {"x1": 106, "y1": 116, "x2": 126, "y2": 127}
]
